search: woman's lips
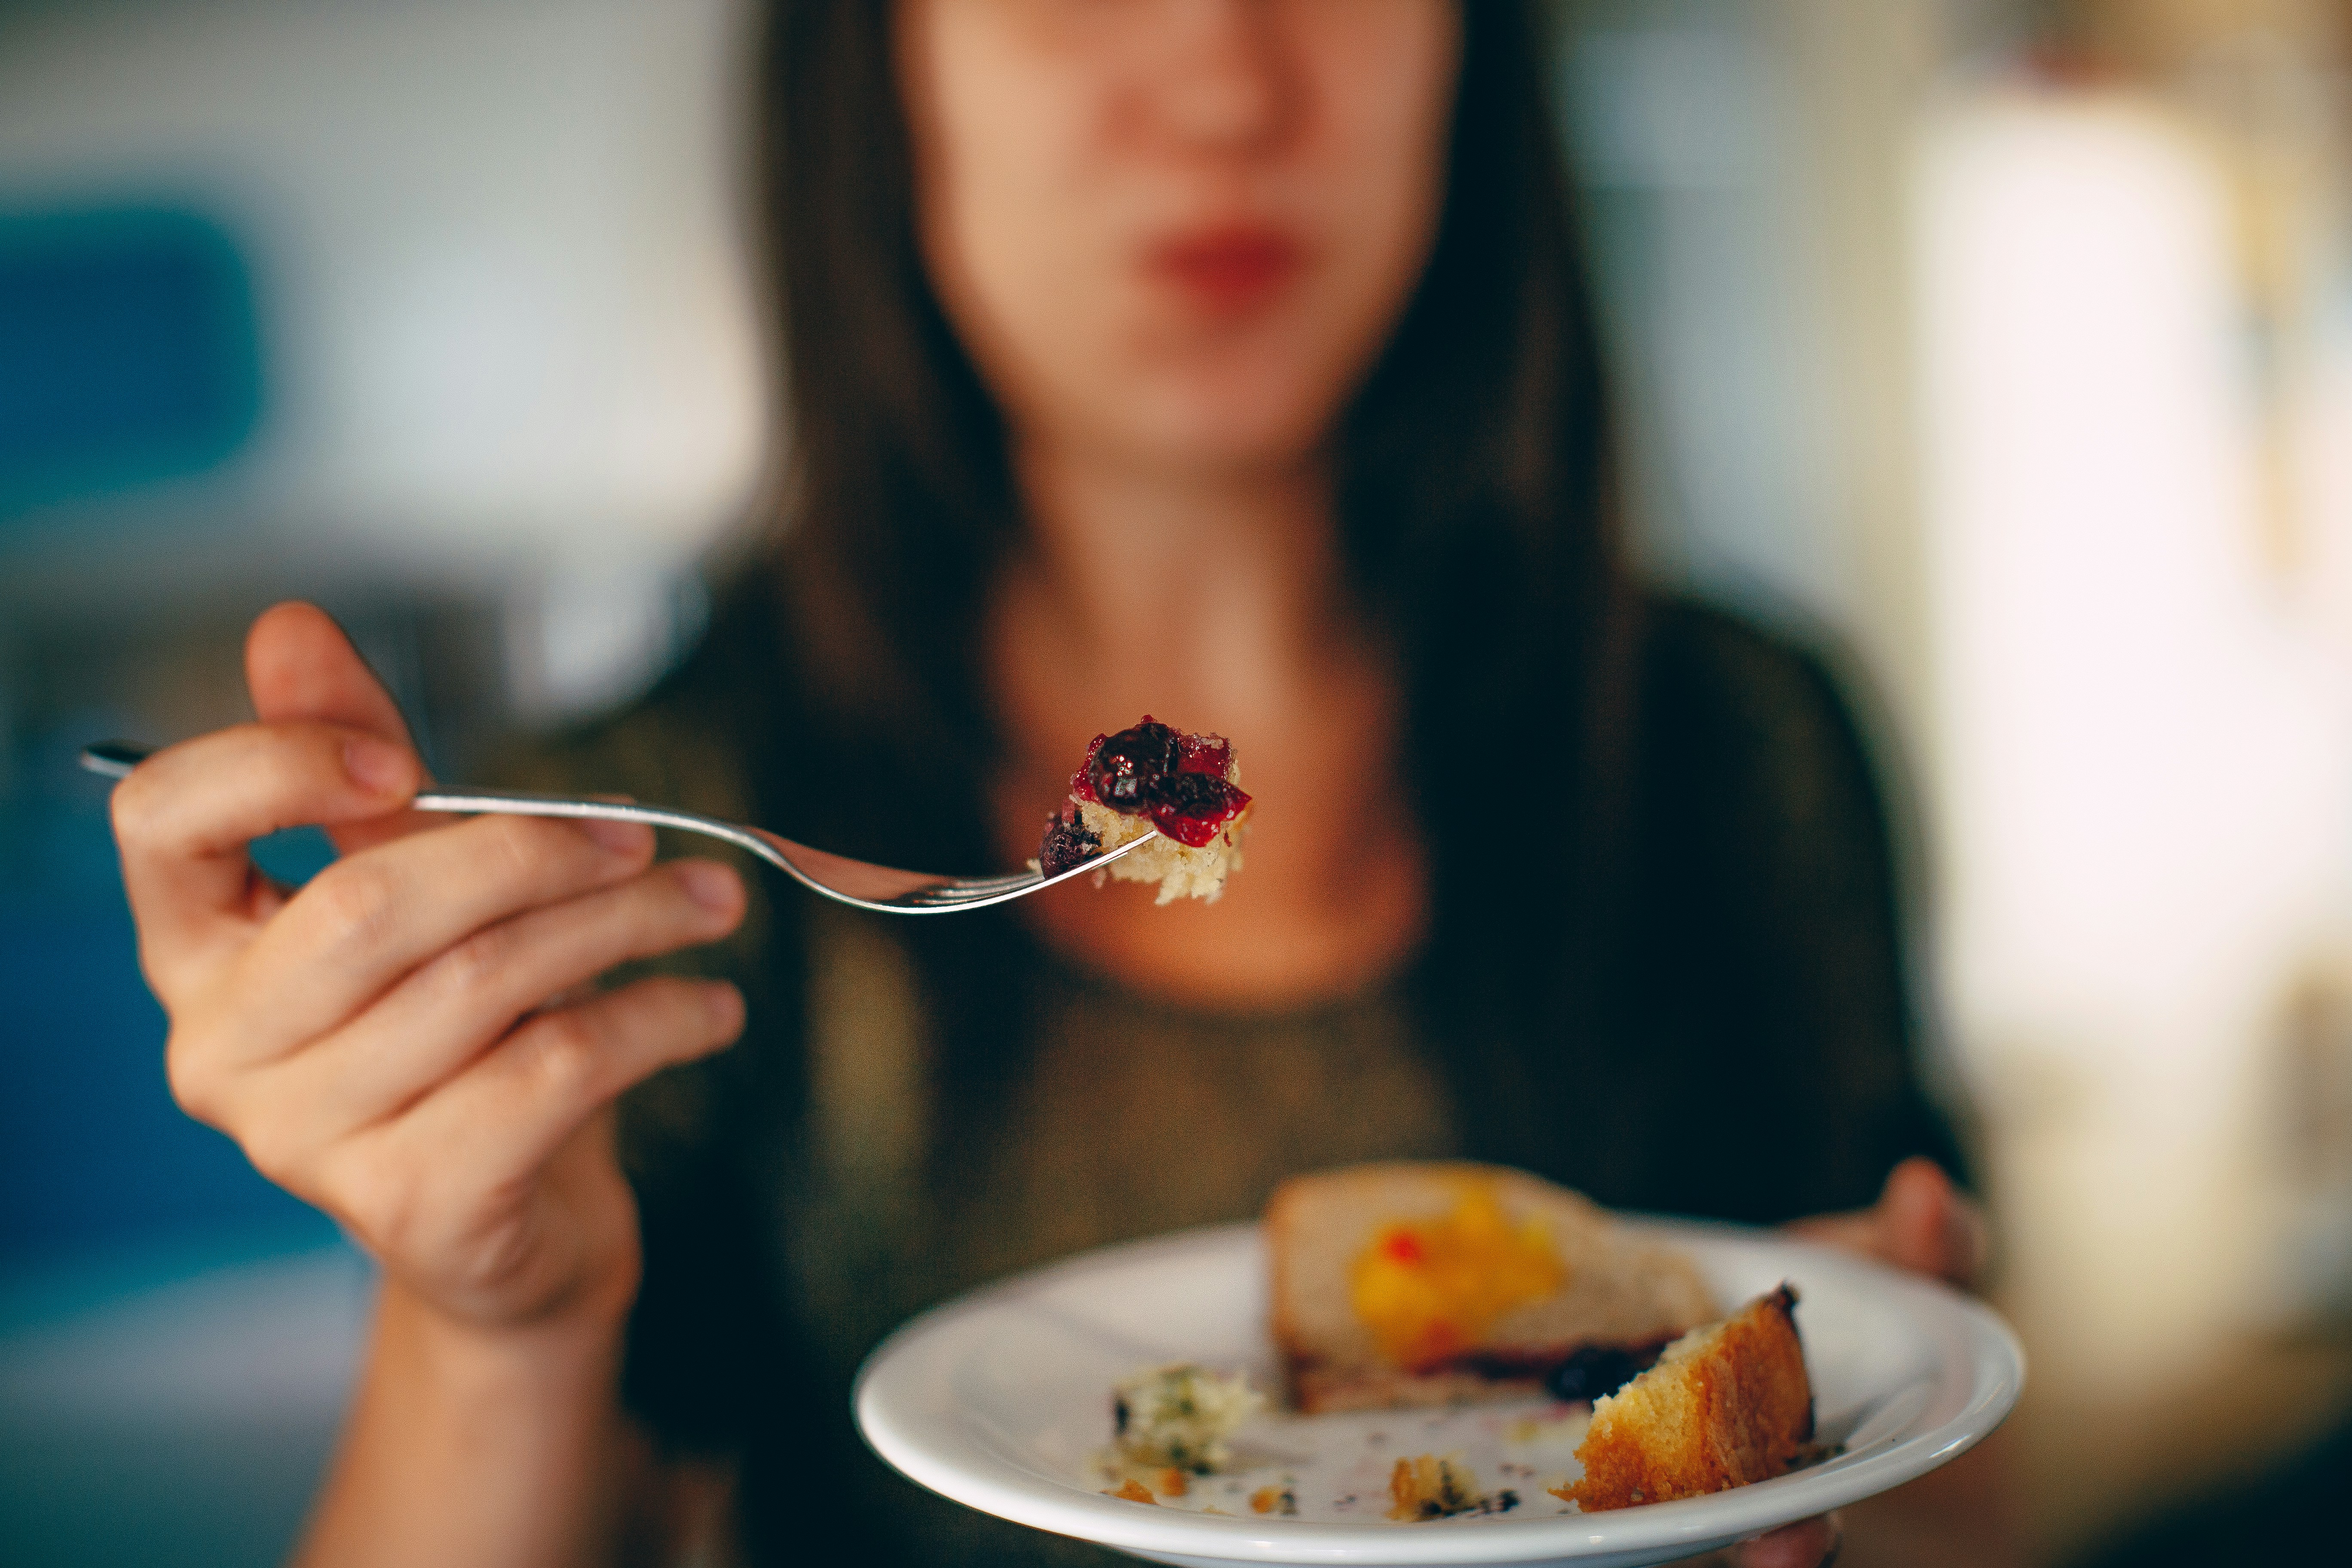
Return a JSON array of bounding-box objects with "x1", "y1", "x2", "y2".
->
[{"x1": 1145, "y1": 225, "x2": 1305, "y2": 314}]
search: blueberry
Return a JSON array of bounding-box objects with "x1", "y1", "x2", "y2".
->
[
  {"x1": 1544, "y1": 1346, "x2": 1648, "y2": 1404},
  {"x1": 1038, "y1": 811, "x2": 1102, "y2": 876},
  {"x1": 1086, "y1": 720, "x2": 1180, "y2": 813},
  {"x1": 1152, "y1": 769, "x2": 1241, "y2": 815}
]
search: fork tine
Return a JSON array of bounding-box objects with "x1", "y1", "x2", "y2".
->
[
  {"x1": 897, "y1": 879, "x2": 1040, "y2": 909},
  {"x1": 948, "y1": 873, "x2": 1044, "y2": 895}
]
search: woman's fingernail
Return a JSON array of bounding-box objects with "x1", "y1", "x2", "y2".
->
[
  {"x1": 343, "y1": 737, "x2": 411, "y2": 793},
  {"x1": 677, "y1": 861, "x2": 740, "y2": 912},
  {"x1": 585, "y1": 818, "x2": 654, "y2": 856}
]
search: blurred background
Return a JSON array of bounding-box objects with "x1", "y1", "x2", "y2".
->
[{"x1": 5, "y1": 0, "x2": 2351, "y2": 1562}]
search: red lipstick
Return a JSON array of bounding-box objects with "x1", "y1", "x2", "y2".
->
[{"x1": 1146, "y1": 224, "x2": 1304, "y2": 313}]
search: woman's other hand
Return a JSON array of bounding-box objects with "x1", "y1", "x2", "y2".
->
[
  {"x1": 1786, "y1": 1157, "x2": 1989, "y2": 1288},
  {"x1": 109, "y1": 602, "x2": 748, "y2": 1341},
  {"x1": 1727, "y1": 1159, "x2": 2013, "y2": 1568}
]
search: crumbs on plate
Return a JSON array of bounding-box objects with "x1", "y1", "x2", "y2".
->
[
  {"x1": 1386, "y1": 1454, "x2": 1519, "y2": 1522},
  {"x1": 1110, "y1": 1364, "x2": 1264, "y2": 1474}
]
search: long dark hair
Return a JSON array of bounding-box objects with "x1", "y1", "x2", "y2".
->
[{"x1": 755, "y1": 0, "x2": 1629, "y2": 1179}]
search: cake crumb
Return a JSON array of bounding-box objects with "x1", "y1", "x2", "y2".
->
[
  {"x1": 1387, "y1": 1454, "x2": 1486, "y2": 1521},
  {"x1": 1106, "y1": 1479, "x2": 1156, "y2": 1504},
  {"x1": 1111, "y1": 1364, "x2": 1263, "y2": 1473}
]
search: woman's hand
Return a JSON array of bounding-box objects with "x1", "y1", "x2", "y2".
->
[
  {"x1": 1784, "y1": 1157, "x2": 1989, "y2": 1288},
  {"x1": 110, "y1": 602, "x2": 747, "y2": 1342},
  {"x1": 1725, "y1": 1159, "x2": 1992, "y2": 1568}
]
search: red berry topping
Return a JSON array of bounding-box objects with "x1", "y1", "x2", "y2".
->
[
  {"x1": 1147, "y1": 770, "x2": 1250, "y2": 847},
  {"x1": 1060, "y1": 717, "x2": 1249, "y2": 851},
  {"x1": 1069, "y1": 734, "x2": 1106, "y2": 804},
  {"x1": 1176, "y1": 731, "x2": 1234, "y2": 777}
]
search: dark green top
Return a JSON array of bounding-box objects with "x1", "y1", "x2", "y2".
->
[{"x1": 505, "y1": 585, "x2": 1966, "y2": 1566}]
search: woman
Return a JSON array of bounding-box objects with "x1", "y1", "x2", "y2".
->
[{"x1": 106, "y1": 2, "x2": 2006, "y2": 1563}]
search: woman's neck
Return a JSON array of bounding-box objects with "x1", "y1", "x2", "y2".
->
[
  {"x1": 986, "y1": 435, "x2": 1430, "y2": 1010},
  {"x1": 1007, "y1": 438, "x2": 1354, "y2": 697}
]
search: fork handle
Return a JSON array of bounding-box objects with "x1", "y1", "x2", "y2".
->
[
  {"x1": 84, "y1": 740, "x2": 691, "y2": 828},
  {"x1": 79, "y1": 740, "x2": 161, "y2": 780},
  {"x1": 80, "y1": 738, "x2": 811, "y2": 873}
]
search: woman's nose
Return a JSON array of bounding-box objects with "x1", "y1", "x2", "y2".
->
[{"x1": 1146, "y1": 0, "x2": 1297, "y2": 153}]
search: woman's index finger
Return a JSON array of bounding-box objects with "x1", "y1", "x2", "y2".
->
[
  {"x1": 245, "y1": 602, "x2": 418, "y2": 748},
  {"x1": 244, "y1": 601, "x2": 438, "y2": 856}
]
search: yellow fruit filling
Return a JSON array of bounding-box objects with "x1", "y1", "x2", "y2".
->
[{"x1": 1348, "y1": 1182, "x2": 1565, "y2": 1369}]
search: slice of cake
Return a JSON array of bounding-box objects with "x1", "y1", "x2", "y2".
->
[
  {"x1": 1265, "y1": 1162, "x2": 1718, "y2": 1414},
  {"x1": 1553, "y1": 1284, "x2": 1814, "y2": 1511},
  {"x1": 1034, "y1": 717, "x2": 1251, "y2": 903}
]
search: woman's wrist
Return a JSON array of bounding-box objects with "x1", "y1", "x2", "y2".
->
[{"x1": 377, "y1": 1270, "x2": 633, "y2": 1400}]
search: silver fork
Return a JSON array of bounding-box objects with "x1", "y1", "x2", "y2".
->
[{"x1": 80, "y1": 740, "x2": 1152, "y2": 915}]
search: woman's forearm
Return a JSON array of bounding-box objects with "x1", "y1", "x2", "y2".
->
[{"x1": 292, "y1": 1279, "x2": 646, "y2": 1568}]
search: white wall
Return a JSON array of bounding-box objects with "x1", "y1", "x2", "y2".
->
[{"x1": 0, "y1": 0, "x2": 769, "y2": 714}]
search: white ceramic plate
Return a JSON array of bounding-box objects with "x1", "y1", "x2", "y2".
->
[{"x1": 855, "y1": 1220, "x2": 2024, "y2": 1568}]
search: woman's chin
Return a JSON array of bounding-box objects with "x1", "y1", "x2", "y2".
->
[{"x1": 1106, "y1": 388, "x2": 1347, "y2": 478}]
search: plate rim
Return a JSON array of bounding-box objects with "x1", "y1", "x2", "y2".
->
[{"x1": 854, "y1": 1218, "x2": 2026, "y2": 1565}]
